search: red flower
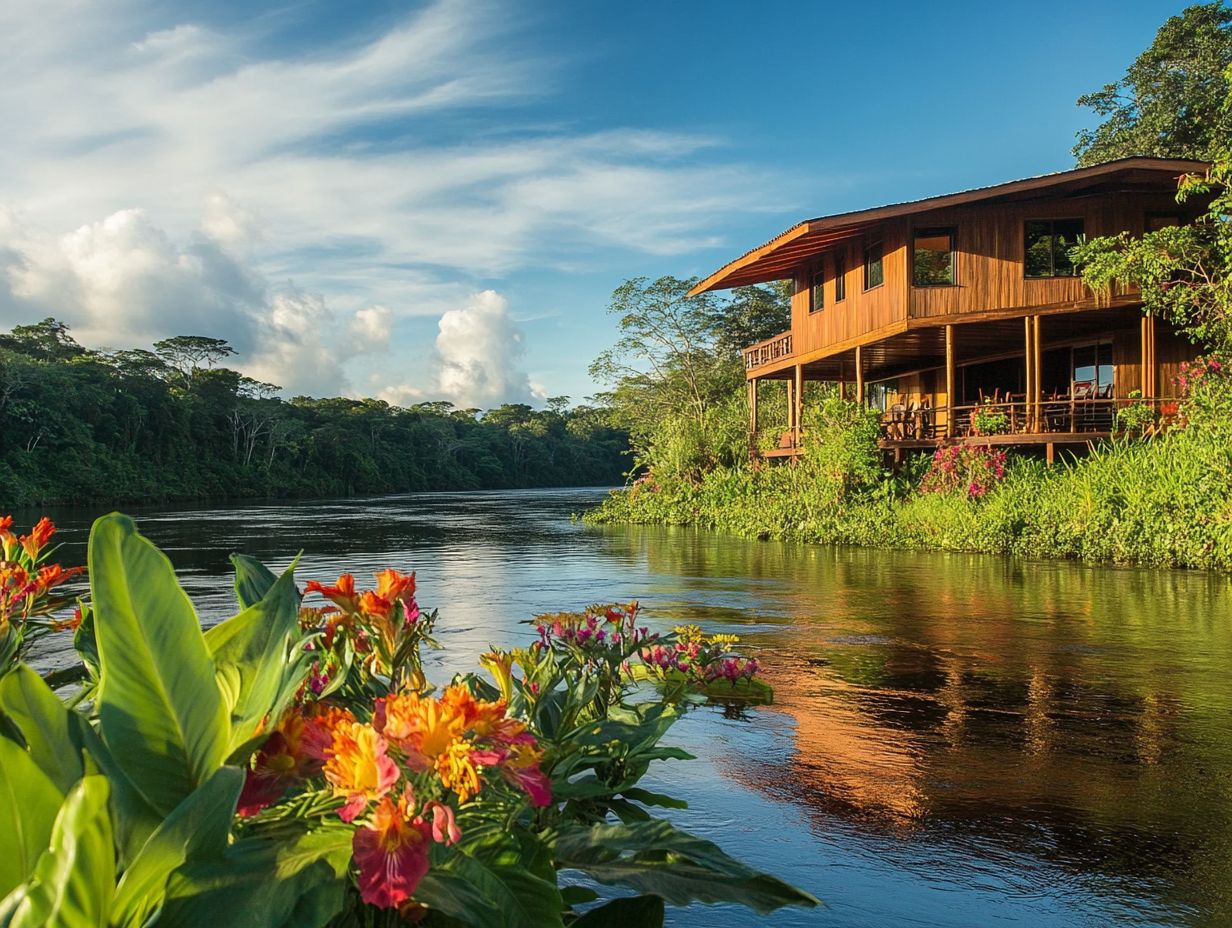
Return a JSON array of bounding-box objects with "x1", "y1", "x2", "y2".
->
[{"x1": 352, "y1": 793, "x2": 433, "y2": 909}]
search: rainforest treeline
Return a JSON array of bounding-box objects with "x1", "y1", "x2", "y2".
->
[{"x1": 0, "y1": 319, "x2": 628, "y2": 506}]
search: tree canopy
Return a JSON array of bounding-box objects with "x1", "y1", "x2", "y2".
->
[
  {"x1": 1074, "y1": 3, "x2": 1232, "y2": 165},
  {"x1": 0, "y1": 321, "x2": 628, "y2": 506}
]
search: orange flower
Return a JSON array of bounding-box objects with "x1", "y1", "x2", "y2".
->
[
  {"x1": 376, "y1": 692, "x2": 465, "y2": 771},
  {"x1": 35, "y1": 563, "x2": 84, "y2": 594},
  {"x1": 20, "y1": 517, "x2": 55, "y2": 561},
  {"x1": 324, "y1": 721, "x2": 400, "y2": 821},
  {"x1": 352, "y1": 791, "x2": 432, "y2": 909},
  {"x1": 305, "y1": 574, "x2": 359, "y2": 613},
  {"x1": 437, "y1": 740, "x2": 482, "y2": 803},
  {"x1": 375, "y1": 568, "x2": 416, "y2": 607}
]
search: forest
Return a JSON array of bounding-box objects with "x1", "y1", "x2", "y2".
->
[{"x1": 0, "y1": 320, "x2": 628, "y2": 506}]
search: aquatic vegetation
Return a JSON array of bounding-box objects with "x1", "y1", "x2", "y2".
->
[{"x1": 0, "y1": 513, "x2": 813, "y2": 927}]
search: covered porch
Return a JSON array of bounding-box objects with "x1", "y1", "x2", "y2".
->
[{"x1": 746, "y1": 306, "x2": 1185, "y2": 463}]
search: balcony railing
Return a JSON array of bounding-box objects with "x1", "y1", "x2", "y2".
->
[
  {"x1": 743, "y1": 332, "x2": 793, "y2": 370},
  {"x1": 879, "y1": 397, "x2": 1180, "y2": 443}
]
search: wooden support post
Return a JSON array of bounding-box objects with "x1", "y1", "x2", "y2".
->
[
  {"x1": 1046, "y1": 442, "x2": 1055, "y2": 466},
  {"x1": 944, "y1": 324, "x2": 955, "y2": 439},
  {"x1": 855, "y1": 345, "x2": 865, "y2": 405},
  {"x1": 1024, "y1": 317, "x2": 1033, "y2": 430},
  {"x1": 785, "y1": 376, "x2": 795, "y2": 435},
  {"x1": 1141, "y1": 313, "x2": 1157, "y2": 397},
  {"x1": 1032, "y1": 315, "x2": 1043, "y2": 429},
  {"x1": 793, "y1": 363, "x2": 804, "y2": 446},
  {"x1": 749, "y1": 378, "x2": 759, "y2": 434}
]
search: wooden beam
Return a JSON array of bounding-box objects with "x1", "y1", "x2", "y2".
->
[
  {"x1": 945, "y1": 324, "x2": 955, "y2": 439},
  {"x1": 855, "y1": 345, "x2": 865, "y2": 405}
]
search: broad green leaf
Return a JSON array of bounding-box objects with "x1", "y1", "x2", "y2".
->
[
  {"x1": 414, "y1": 869, "x2": 506, "y2": 926},
  {"x1": 619, "y1": 788, "x2": 687, "y2": 811},
  {"x1": 435, "y1": 830, "x2": 565, "y2": 928},
  {"x1": 204, "y1": 560, "x2": 306, "y2": 759},
  {"x1": 230, "y1": 553, "x2": 279, "y2": 610},
  {"x1": 90, "y1": 514, "x2": 229, "y2": 817},
  {"x1": 110, "y1": 766, "x2": 243, "y2": 928},
  {"x1": 159, "y1": 824, "x2": 352, "y2": 928},
  {"x1": 550, "y1": 821, "x2": 819, "y2": 914},
  {"x1": 0, "y1": 732, "x2": 65, "y2": 899},
  {"x1": 8, "y1": 775, "x2": 114, "y2": 928},
  {"x1": 572, "y1": 895, "x2": 665, "y2": 927},
  {"x1": 0, "y1": 665, "x2": 84, "y2": 793},
  {"x1": 0, "y1": 664, "x2": 161, "y2": 867},
  {"x1": 558, "y1": 885, "x2": 599, "y2": 906}
]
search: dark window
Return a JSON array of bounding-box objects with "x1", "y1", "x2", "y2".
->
[
  {"x1": 810, "y1": 264, "x2": 824, "y2": 312},
  {"x1": 834, "y1": 251, "x2": 846, "y2": 301},
  {"x1": 864, "y1": 239, "x2": 884, "y2": 290},
  {"x1": 1072, "y1": 342, "x2": 1113, "y2": 391},
  {"x1": 1024, "y1": 218, "x2": 1084, "y2": 277},
  {"x1": 1146, "y1": 213, "x2": 1183, "y2": 232},
  {"x1": 913, "y1": 227, "x2": 956, "y2": 286}
]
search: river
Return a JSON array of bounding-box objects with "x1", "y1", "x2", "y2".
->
[{"x1": 20, "y1": 488, "x2": 1232, "y2": 927}]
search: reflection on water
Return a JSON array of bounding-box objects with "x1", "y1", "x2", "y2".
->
[{"x1": 22, "y1": 490, "x2": 1232, "y2": 927}]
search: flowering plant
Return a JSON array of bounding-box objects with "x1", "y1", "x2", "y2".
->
[
  {"x1": 0, "y1": 514, "x2": 815, "y2": 928},
  {"x1": 0, "y1": 515, "x2": 83, "y2": 673},
  {"x1": 970, "y1": 400, "x2": 1010, "y2": 436},
  {"x1": 920, "y1": 444, "x2": 1008, "y2": 499}
]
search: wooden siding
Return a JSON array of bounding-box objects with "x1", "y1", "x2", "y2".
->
[
  {"x1": 906, "y1": 191, "x2": 1194, "y2": 320},
  {"x1": 790, "y1": 219, "x2": 908, "y2": 358}
]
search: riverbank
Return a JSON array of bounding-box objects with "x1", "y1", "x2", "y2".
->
[{"x1": 585, "y1": 411, "x2": 1232, "y2": 571}]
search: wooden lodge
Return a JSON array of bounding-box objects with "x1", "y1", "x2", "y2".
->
[{"x1": 692, "y1": 157, "x2": 1210, "y2": 462}]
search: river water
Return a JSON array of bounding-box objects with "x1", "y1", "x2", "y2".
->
[{"x1": 20, "y1": 488, "x2": 1232, "y2": 927}]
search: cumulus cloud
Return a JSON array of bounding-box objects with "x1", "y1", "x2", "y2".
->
[{"x1": 436, "y1": 290, "x2": 537, "y2": 409}]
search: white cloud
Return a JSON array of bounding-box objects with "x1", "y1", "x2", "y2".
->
[
  {"x1": 435, "y1": 290, "x2": 538, "y2": 409},
  {"x1": 0, "y1": 0, "x2": 786, "y2": 402}
]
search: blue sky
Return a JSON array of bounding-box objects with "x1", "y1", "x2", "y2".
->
[{"x1": 0, "y1": 0, "x2": 1191, "y2": 407}]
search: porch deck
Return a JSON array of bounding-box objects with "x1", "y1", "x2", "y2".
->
[{"x1": 758, "y1": 397, "x2": 1177, "y2": 462}]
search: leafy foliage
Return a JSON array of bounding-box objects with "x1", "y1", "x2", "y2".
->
[{"x1": 1073, "y1": 3, "x2": 1232, "y2": 165}]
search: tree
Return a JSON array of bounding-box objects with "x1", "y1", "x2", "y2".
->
[
  {"x1": 711, "y1": 281, "x2": 792, "y2": 360},
  {"x1": 0, "y1": 318, "x2": 86, "y2": 361},
  {"x1": 1075, "y1": 69, "x2": 1232, "y2": 351},
  {"x1": 153, "y1": 335, "x2": 237, "y2": 384},
  {"x1": 1074, "y1": 3, "x2": 1232, "y2": 165}
]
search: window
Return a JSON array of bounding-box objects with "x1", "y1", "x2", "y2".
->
[
  {"x1": 864, "y1": 238, "x2": 884, "y2": 290},
  {"x1": 834, "y1": 251, "x2": 846, "y2": 302},
  {"x1": 913, "y1": 227, "x2": 956, "y2": 286},
  {"x1": 810, "y1": 263, "x2": 825, "y2": 313},
  {"x1": 1072, "y1": 342, "x2": 1113, "y2": 391},
  {"x1": 1024, "y1": 218, "x2": 1084, "y2": 277},
  {"x1": 1146, "y1": 213, "x2": 1183, "y2": 232}
]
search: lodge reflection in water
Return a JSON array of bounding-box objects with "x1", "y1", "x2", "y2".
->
[{"x1": 596, "y1": 523, "x2": 1232, "y2": 919}]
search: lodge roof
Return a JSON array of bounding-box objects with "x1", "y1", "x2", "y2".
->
[{"x1": 688, "y1": 157, "x2": 1209, "y2": 296}]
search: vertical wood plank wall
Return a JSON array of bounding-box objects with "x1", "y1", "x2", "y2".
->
[{"x1": 790, "y1": 219, "x2": 908, "y2": 357}]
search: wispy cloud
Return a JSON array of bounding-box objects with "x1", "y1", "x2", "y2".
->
[{"x1": 0, "y1": 0, "x2": 780, "y2": 401}]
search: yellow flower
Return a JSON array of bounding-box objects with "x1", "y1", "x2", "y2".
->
[{"x1": 324, "y1": 722, "x2": 400, "y2": 821}]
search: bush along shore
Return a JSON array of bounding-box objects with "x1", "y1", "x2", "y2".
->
[
  {"x1": 0, "y1": 513, "x2": 812, "y2": 926},
  {"x1": 586, "y1": 360, "x2": 1232, "y2": 571}
]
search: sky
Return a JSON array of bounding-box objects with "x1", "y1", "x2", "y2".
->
[{"x1": 0, "y1": 0, "x2": 1193, "y2": 409}]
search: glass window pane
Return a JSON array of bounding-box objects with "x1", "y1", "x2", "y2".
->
[
  {"x1": 1072, "y1": 345, "x2": 1096, "y2": 385},
  {"x1": 1052, "y1": 219, "x2": 1083, "y2": 276},
  {"x1": 811, "y1": 269, "x2": 824, "y2": 312},
  {"x1": 864, "y1": 241, "x2": 884, "y2": 290},
  {"x1": 913, "y1": 229, "x2": 954, "y2": 286},
  {"x1": 834, "y1": 253, "x2": 846, "y2": 301},
  {"x1": 1024, "y1": 220, "x2": 1052, "y2": 277}
]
